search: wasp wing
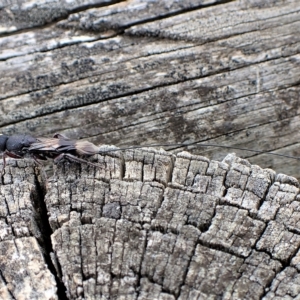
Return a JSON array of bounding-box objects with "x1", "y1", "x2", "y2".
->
[
  {"x1": 28, "y1": 137, "x2": 77, "y2": 152},
  {"x1": 74, "y1": 140, "x2": 100, "y2": 155},
  {"x1": 29, "y1": 137, "x2": 99, "y2": 156}
]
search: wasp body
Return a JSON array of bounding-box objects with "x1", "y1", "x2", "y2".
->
[
  {"x1": 0, "y1": 133, "x2": 298, "y2": 175},
  {"x1": 0, "y1": 133, "x2": 101, "y2": 172},
  {"x1": 0, "y1": 134, "x2": 38, "y2": 158}
]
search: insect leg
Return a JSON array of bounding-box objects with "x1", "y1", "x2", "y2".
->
[
  {"x1": 30, "y1": 154, "x2": 45, "y2": 166},
  {"x1": 1, "y1": 151, "x2": 22, "y2": 175},
  {"x1": 53, "y1": 153, "x2": 100, "y2": 168},
  {"x1": 4, "y1": 151, "x2": 22, "y2": 159}
]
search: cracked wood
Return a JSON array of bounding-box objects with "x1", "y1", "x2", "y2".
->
[
  {"x1": 1, "y1": 0, "x2": 300, "y2": 299},
  {"x1": 1, "y1": 146, "x2": 300, "y2": 299}
]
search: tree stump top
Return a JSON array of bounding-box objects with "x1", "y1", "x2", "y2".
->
[{"x1": 1, "y1": 148, "x2": 300, "y2": 299}]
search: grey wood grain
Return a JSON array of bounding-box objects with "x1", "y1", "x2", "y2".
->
[{"x1": 1, "y1": 0, "x2": 300, "y2": 298}]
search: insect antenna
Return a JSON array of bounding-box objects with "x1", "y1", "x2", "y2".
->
[{"x1": 97, "y1": 143, "x2": 300, "y2": 161}]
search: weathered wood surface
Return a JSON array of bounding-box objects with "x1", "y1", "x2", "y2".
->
[
  {"x1": 1, "y1": 0, "x2": 300, "y2": 299},
  {"x1": 1, "y1": 0, "x2": 300, "y2": 179},
  {"x1": 2, "y1": 150, "x2": 300, "y2": 299}
]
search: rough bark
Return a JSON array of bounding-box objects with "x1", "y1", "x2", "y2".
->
[{"x1": 1, "y1": 0, "x2": 300, "y2": 299}]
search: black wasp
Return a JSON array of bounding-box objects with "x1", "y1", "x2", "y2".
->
[
  {"x1": 0, "y1": 133, "x2": 298, "y2": 174},
  {"x1": 0, "y1": 133, "x2": 101, "y2": 172}
]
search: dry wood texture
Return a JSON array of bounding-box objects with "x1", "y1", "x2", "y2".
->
[
  {"x1": 1, "y1": 0, "x2": 300, "y2": 299},
  {"x1": 2, "y1": 149, "x2": 300, "y2": 299}
]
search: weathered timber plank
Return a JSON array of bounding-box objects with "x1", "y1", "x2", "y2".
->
[
  {"x1": 0, "y1": 0, "x2": 221, "y2": 38},
  {"x1": 2, "y1": 0, "x2": 294, "y2": 56},
  {"x1": 0, "y1": 0, "x2": 114, "y2": 34},
  {"x1": 1, "y1": 58, "x2": 300, "y2": 177},
  {"x1": 128, "y1": 0, "x2": 300, "y2": 41},
  {"x1": 1, "y1": 51, "x2": 300, "y2": 146},
  {"x1": 0, "y1": 0, "x2": 222, "y2": 60}
]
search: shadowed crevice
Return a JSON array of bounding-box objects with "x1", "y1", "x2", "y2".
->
[{"x1": 32, "y1": 172, "x2": 68, "y2": 300}]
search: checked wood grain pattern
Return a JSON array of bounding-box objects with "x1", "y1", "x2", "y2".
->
[{"x1": 1, "y1": 149, "x2": 299, "y2": 299}]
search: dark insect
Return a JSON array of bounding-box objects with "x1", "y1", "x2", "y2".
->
[
  {"x1": 0, "y1": 133, "x2": 101, "y2": 174},
  {"x1": 0, "y1": 133, "x2": 299, "y2": 175}
]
